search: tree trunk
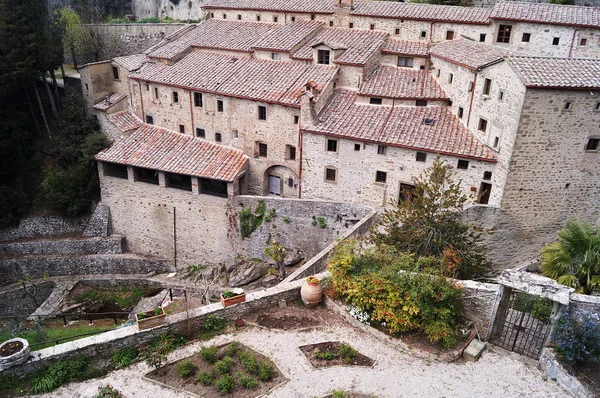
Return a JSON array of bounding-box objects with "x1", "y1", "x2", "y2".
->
[
  {"x1": 50, "y1": 69, "x2": 60, "y2": 114},
  {"x1": 34, "y1": 85, "x2": 52, "y2": 140},
  {"x1": 26, "y1": 90, "x2": 42, "y2": 136},
  {"x1": 70, "y1": 45, "x2": 78, "y2": 70},
  {"x1": 44, "y1": 76, "x2": 59, "y2": 120},
  {"x1": 60, "y1": 64, "x2": 66, "y2": 81},
  {"x1": 278, "y1": 261, "x2": 286, "y2": 281}
]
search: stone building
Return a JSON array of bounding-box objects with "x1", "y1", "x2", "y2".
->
[{"x1": 81, "y1": 0, "x2": 600, "y2": 269}]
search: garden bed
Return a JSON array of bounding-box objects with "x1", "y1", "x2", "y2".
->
[
  {"x1": 145, "y1": 342, "x2": 286, "y2": 397},
  {"x1": 299, "y1": 341, "x2": 374, "y2": 368},
  {"x1": 245, "y1": 301, "x2": 345, "y2": 331},
  {"x1": 323, "y1": 393, "x2": 376, "y2": 398}
]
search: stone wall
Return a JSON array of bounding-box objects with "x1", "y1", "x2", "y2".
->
[
  {"x1": 133, "y1": 0, "x2": 207, "y2": 20},
  {"x1": 0, "y1": 215, "x2": 90, "y2": 242},
  {"x1": 0, "y1": 236, "x2": 123, "y2": 256},
  {"x1": 540, "y1": 348, "x2": 595, "y2": 398},
  {"x1": 456, "y1": 279, "x2": 499, "y2": 340},
  {"x1": 0, "y1": 281, "x2": 56, "y2": 317}
]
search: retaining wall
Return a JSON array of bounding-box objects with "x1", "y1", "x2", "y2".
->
[
  {"x1": 540, "y1": 348, "x2": 595, "y2": 398},
  {"x1": 0, "y1": 236, "x2": 123, "y2": 256},
  {"x1": 0, "y1": 215, "x2": 90, "y2": 242},
  {"x1": 0, "y1": 281, "x2": 56, "y2": 317}
]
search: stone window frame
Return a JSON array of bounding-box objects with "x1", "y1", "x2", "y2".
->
[
  {"x1": 256, "y1": 14, "x2": 261, "y2": 21},
  {"x1": 482, "y1": 78, "x2": 492, "y2": 96},
  {"x1": 329, "y1": 21, "x2": 334, "y2": 27},
  {"x1": 498, "y1": 89, "x2": 505, "y2": 101},
  {"x1": 416, "y1": 152, "x2": 427, "y2": 162},
  {"x1": 286, "y1": 145, "x2": 296, "y2": 160},
  {"x1": 448, "y1": 73, "x2": 453, "y2": 84},
  {"x1": 497, "y1": 24, "x2": 512, "y2": 43},
  {"x1": 317, "y1": 49, "x2": 331, "y2": 65},
  {"x1": 194, "y1": 92, "x2": 203, "y2": 107},
  {"x1": 493, "y1": 136, "x2": 500, "y2": 149},
  {"x1": 273, "y1": 15, "x2": 278, "y2": 22},
  {"x1": 377, "y1": 145, "x2": 387, "y2": 155},
  {"x1": 179, "y1": 124, "x2": 185, "y2": 134},
  {"x1": 172, "y1": 91, "x2": 179, "y2": 104},
  {"x1": 291, "y1": 16, "x2": 296, "y2": 22},
  {"x1": 271, "y1": 52, "x2": 281, "y2": 60},
  {"x1": 420, "y1": 30, "x2": 427, "y2": 39},
  {"x1": 324, "y1": 166, "x2": 338, "y2": 183},
  {"x1": 153, "y1": 87, "x2": 159, "y2": 100},
  {"x1": 354, "y1": 143, "x2": 361, "y2": 151},
  {"x1": 479, "y1": 33, "x2": 486, "y2": 42},
  {"x1": 257, "y1": 142, "x2": 268, "y2": 157},
  {"x1": 483, "y1": 171, "x2": 492, "y2": 181},
  {"x1": 215, "y1": 132, "x2": 222, "y2": 142},
  {"x1": 112, "y1": 66, "x2": 120, "y2": 81},
  {"x1": 522, "y1": 32, "x2": 531, "y2": 42},
  {"x1": 370, "y1": 97, "x2": 383, "y2": 105},
  {"x1": 375, "y1": 170, "x2": 387, "y2": 184},
  {"x1": 258, "y1": 105, "x2": 267, "y2": 121},
  {"x1": 370, "y1": 23, "x2": 375, "y2": 30},
  {"x1": 416, "y1": 99, "x2": 427, "y2": 107},
  {"x1": 395, "y1": 28, "x2": 400, "y2": 35},
  {"x1": 585, "y1": 136, "x2": 600, "y2": 152},
  {"x1": 478, "y1": 117, "x2": 488, "y2": 133},
  {"x1": 237, "y1": 14, "x2": 242, "y2": 20},
  {"x1": 326, "y1": 138, "x2": 338, "y2": 153},
  {"x1": 446, "y1": 30, "x2": 455, "y2": 40},
  {"x1": 222, "y1": 13, "x2": 227, "y2": 19},
  {"x1": 563, "y1": 101, "x2": 573, "y2": 111},
  {"x1": 217, "y1": 99, "x2": 224, "y2": 112},
  {"x1": 594, "y1": 102, "x2": 600, "y2": 111},
  {"x1": 458, "y1": 107, "x2": 464, "y2": 119},
  {"x1": 349, "y1": 22, "x2": 354, "y2": 29},
  {"x1": 552, "y1": 37, "x2": 560, "y2": 46},
  {"x1": 457, "y1": 159, "x2": 469, "y2": 170},
  {"x1": 580, "y1": 38, "x2": 588, "y2": 46},
  {"x1": 294, "y1": 115, "x2": 299, "y2": 124},
  {"x1": 397, "y1": 56, "x2": 413, "y2": 68},
  {"x1": 145, "y1": 115, "x2": 154, "y2": 125},
  {"x1": 196, "y1": 128, "x2": 206, "y2": 138}
]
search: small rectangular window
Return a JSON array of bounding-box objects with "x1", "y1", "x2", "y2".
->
[
  {"x1": 377, "y1": 145, "x2": 387, "y2": 155},
  {"x1": 483, "y1": 78, "x2": 492, "y2": 95},
  {"x1": 553, "y1": 37, "x2": 560, "y2": 45},
  {"x1": 258, "y1": 143, "x2": 268, "y2": 157},
  {"x1": 497, "y1": 24, "x2": 512, "y2": 43},
  {"x1": 416, "y1": 100, "x2": 427, "y2": 107},
  {"x1": 586, "y1": 138, "x2": 599, "y2": 151},
  {"x1": 145, "y1": 115, "x2": 154, "y2": 124},
  {"x1": 287, "y1": 145, "x2": 296, "y2": 160},
  {"x1": 194, "y1": 92, "x2": 203, "y2": 107},
  {"x1": 291, "y1": 16, "x2": 296, "y2": 21},
  {"x1": 145, "y1": 83, "x2": 150, "y2": 91},
  {"x1": 580, "y1": 38, "x2": 587, "y2": 46},
  {"x1": 222, "y1": 13, "x2": 227, "y2": 19},
  {"x1": 395, "y1": 28, "x2": 400, "y2": 35},
  {"x1": 479, "y1": 33, "x2": 486, "y2": 42},
  {"x1": 217, "y1": 100, "x2": 224, "y2": 112},
  {"x1": 458, "y1": 107, "x2": 464, "y2": 119},
  {"x1": 103, "y1": 162, "x2": 128, "y2": 179},
  {"x1": 397, "y1": 57, "x2": 413, "y2": 67},
  {"x1": 112, "y1": 66, "x2": 119, "y2": 80},
  {"x1": 311, "y1": 14, "x2": 315, "y2": 20},
  {"x1": 317, "y1": 49, "x2": 331, "y2": 65},
  {"x1": 483, "y1": 171, "x2": 492, "y2": 180},
  {"x1": 564, "y1": 102, "x2": 573, "y2": 110},
  {"x1": 256, "y1": 14, "x2": 261, "y2": 21},
  {"x1": 232, "y1": 129, "x2": 238, "y2": 138},
  {"x1": 215, "y1": 132, "x2": 222, "y2": 142},
  {"x1": 446, "y1": 30, "x2": 454, "y2": 40},
  {"x1": 595, "y1": 102, "x2": 600, "y2": 111},
  {"x1": 273, "y1": 15, "x2": 278, "y2": 22},
  {"x1": 154, "y1": 87, "x2": 159, "y2": 99},
  {"x1": 210, "y1": 12, "x2": 214, "y2": 18},
  {"x1": 457, "y1": 159, "x2": 469, "y2": 170},
  {"x1": 172, "y1": 91, "x2": 179, "y2": 103},
  {"x1": 329, "y1": 21, "x2": 334, "y2": 27},
  {"x1": 288, "y1": 178, "x2": 294, "y2": 188},
  {"x1": 327, "y1": 139, "x2": 338, "y2": 152},
  {"x1": 420, "y1": 31, "x2": 427, "y2": 39},
  {"x1": 293, "y1": 115, "x2": 299, "y2": 124},
  {"x1": 196, "y1": 128, "x2": 205, "y2": 138},
  {"x1": 370, "y1": 98, "x2": 383, "y2": 105},
  {"x1": 416, "y1": 152, "x2": 426, "y2": 162},
  {"x1": 436, "y1": 69, "x2": 441, "y2": 78},
  {"x1": 349, "y1": 22, "x2": 354, "y2": 28},
  {"x1": 271, "y1": 52, "x2": 280, "y2": 60},
  {"x1": 258, "y1": 105, "x2": 267, "y2": 120},
  {"x1": 448, "y1": 73, "x2": 453, "y2": 83},
  {"x1": 522, "y1": 33, "x2": 531, "y2": 42},
  {"x1": 478, "y1": 118, "x2": 488, "y2": 132},
  {"x1": 493, "y1": 136, "x2": 499, "y2": 148},
  {"x1": 237, "y1": 14, "x2": 242, "y2": 20},
  {"x1": 354, "y1": 143, "x2": 360, "y2": 151},
  {"x1": 325, "y1": 168, "x2": 337, "y2": 182},
  {"x1": 498, "y1": 90, "x2": 505, "y2": 101},
  {"x1": 370, "y1": 24, "x2": 375, "y2": 30},
  {"x1": 468, "y1": 81, "x2": 474, "y2": 92},
  {"x1": 375, "y1": 171, "x2": 387, "y2": 183},
  {"x1": 179, "y1": 124, "x2": 185, "y2": 134}
]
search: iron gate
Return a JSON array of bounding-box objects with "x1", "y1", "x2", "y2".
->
[{"x1": 489, "y1": 289, "x2": 554, "y2": 358}]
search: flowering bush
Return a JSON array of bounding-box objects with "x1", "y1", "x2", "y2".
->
[
  {"x1": 306, "y1": 276, "x2": 320, "y2": 285},
  {"x1": 552, "y1": 309, "x2": 600, "y2": 364}
]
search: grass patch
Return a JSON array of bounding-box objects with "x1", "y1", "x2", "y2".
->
[{"x1": 75, "y1": 288, "x2": 146, "y2": 310}]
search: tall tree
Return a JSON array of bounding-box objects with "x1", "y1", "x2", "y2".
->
[
  {"x1": 369, "y1": 157, "x2": 490, "y2": 279},
  {"x1": 60, "y1": 7, "x2": 86, "y2": 70}
]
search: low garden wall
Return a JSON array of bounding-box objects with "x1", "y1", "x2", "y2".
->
[{"x1": 539, "y1": 348, "x2": 595, "y2": 398}]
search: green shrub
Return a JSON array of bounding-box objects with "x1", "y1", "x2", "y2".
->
[
  {"x1": 215, "y1": 356, "x2": 234, "y2": 375},
  {"x1": 237, "y1": 372, "x2": 258, "y2": 389},
  {"x1": 215, "y1": 374, "x2": 235, "y2": 393},
  {"x1": 150, "y1": 333, "x2": 187, "y2": 353},
  {"x1": 196, "y1": 370, "x2": 215, "y2": 386},
  {"x1": 332, "y1": 391, "x2": 346, "y2": 398},
  {"x1": 339, "y1": 344, "x2": 357, "y2": 361},
  {"x1": 238, "y1": 351, "x2": 258, "y2": 373},
  {"x1": 202, "y1": 315, "x2": 227, "y2": 331},
  {"x1": 30, "y1": 356, "x2": 87, "y2": 394},
  {"x1": 315, "y1": 349, "x2": 336, "y2": 360},
  {"x1": 176, "y1": 360, "x2": 198, "y2": 378},
  {"x1": 239, "y1": 200, "x2": 266, "y2": 237},
  {"x1": 225, "y1": 341, "x2": 241, "y2": 357},
  {"x1": 112, "y1": 346, "x2": 139, "y2": 369},
  {"x1": 94, "y1": 384, "x2": 124, "y2": 398},
  {"x1": 257, "y1": 362, "x2": 275, "y2": 382},
  {"x1": 317, "y1": 217, "x2": 327, "y2": 228},
  {"x1": 0, "y1": 375, "x2": 19, "y2": 391},
  {"x1": 553, "y1": 309, "x2": 600, "y2": 364},
  {"x1": 282, "y1": 216, "x2": 290, "y2": 224},
  {"x1": 199, "y1": 345, "x2": 218, "y2": 364},
  {"x1": 42, "y1": 167, "x2": 91, "y2": 217}
]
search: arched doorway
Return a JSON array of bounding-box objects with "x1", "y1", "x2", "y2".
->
[{"x1": 264, "y1": 165, "x2": 299, "y2": 198}]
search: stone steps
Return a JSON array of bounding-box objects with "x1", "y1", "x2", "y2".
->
[
  {"x1": 30, "y1": 280, "x2": 78, "y2": 317},
  {"x1": 0, "y1": 235, "x2": 124, "y2": 257}
]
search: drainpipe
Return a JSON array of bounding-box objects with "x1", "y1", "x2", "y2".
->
[
  {"x1": 466, "y1": 71, "x2": 478, "y2": 129},
  {"x1": 568, "y1": 29, "x2": 579, "y2": 58}
]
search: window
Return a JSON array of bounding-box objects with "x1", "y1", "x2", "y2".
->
[
  {"x1": 349, "y1": 22, "x2": 354, "y2": 28},
  {"x1": 354, "y1": 143, "x2": 361, "y2": 151},
  {"x1": 273, "y1": 16, "x2": 278, "y2": 22},
  {"x1": 112, "y1": 66, "x2": 119, "y2": 80},
  {"x1": 217, "y1": 100, "x2": 224, "y2": 112},
  {"x1": 291, "y1": 16, "x2": 296, "y2": 21},
  {"x1": 272, "y1": 52, "x2": 280, "y2": 60},
  {"x1": 483, "y1": 78, "x2": 492, "y2": 95},
  {"x1": 370, "y1": 24, "x2": 375, "y2": 30},
  {"x1": 377, "y1": 145, "x2": 387, "y2": 155},
  {"x1": 237, "y1": 14, "x2": 242, "y2": 20},
  {"x1": 436, "y1": 69, "x2": 441, "y2": 78},
  {"x1": 483, "y1": 171, "x2": 492, "y2": 180},
  {"x1": 446, "y1": 30, "x2": 454, "y2": 40},
  {"x1": 200, "y1": 178, "x2": 228, "y2": 197},
  {"x1": 458, "y1": 107, "x2": 464, "y2": 119},
  {"x1": 479, "y1": 33, "x2": 486, "y2": 42},
  {"x1": 493, "y1": 136, "x2": 499, "y2": 148},
  {"x1": 258, "y1": 105, "x2": 267, "y2": 120},
  {"x1": 325, "y1": 167, "x2": 337, "y2": 182},
  {"x1": 215, "y1": 132, "x2": 222, "y2": 142},
  {"x1": 397, "y1": 56, "x2": 413, "y2": 67},
  {"x1": 256, "y1": 15, "x2": 261, "y2": 21},
  {"x1": 145, "y1": 115, "x2": 154, "y2": 124},
  {"x1": 311, "y1": 14, "x2": 315, "y2": 20},
  {"x1": 103, "y1": 162, "x2": 128, "y2": 179},
  {"x1": 286, "y1": 145, "x2": 296, "y2": 160},
  {"x1": 172, "y1": 91, "x2": 179, "y2": 103},
  {"x1": 468, "y1": 81, "x2": 474, "y2": 92},
  {"x1": 586, "y1": 138, "x2": 599, "y2": 151},
  {"x1": 370, "y1": 98, "x2": 383, "y2": 105},
  {"x1": 448, "y1": 73, "x2": 453, "y2": 83},
  {"x1": 416, "y1": 152, "x2": 427, "y2": 162},
  {"x1": 416, "y1": 100, "x2": 428, "y2": 107},
  {"x1": 166, "y1": 173, "x2": 192, "y2": 191},
  {"x1": 478, "y1": 118, "x2": 488, "y2": 132},
  {"x1": 395, "y1": 28, "x2": 400, "y2": 35},
  {"x1": 595, "y1": 102, "x2": 600, "y2": 111},
  {"x1": 222, "y1": 13, "x2": 227, "y2": 19},
  {"x1": 552, "y1": 37, "x2": 560, "y2": 45},
  {"x1": 232, "y1": 129, "x2": 238, "y2": 138},
  {"x1": 478, "y1": 182, "x2": 492, "y2": 204},
  {"x1": 293, "y1": 115, "x2": 299, "y2": 124},
  {"x1": 135, "y1": 167, "x2": 159, "y2": 185},
  {"x1": 179, "y1": 124, "x2": 185, "y2": 134},
  {"x1": 420, "y1": 31, "x2": 427, "y2": 39},
  {"x1": 258, "y1": 143, "x2": 268, "y2": 157},
  {"x1": 154, "y1": 87, "x2": 159, "y2": 99},
  {"x1": 196, "y1": 128, "x2": 205, "y2": 138},
  {"x1": 317, "y1": 49, "x2": 331, "y2": 65},
  {"x1": 423, "y1": 118, "x2": 435, "y2": 125},
  {"x1": 564, "y1": 102, "x2": 573, "y2": 110},
  {"x1": 457, "y1": 159, "x2": 469, "y2": 170},
  {"x1": 194, "y1": 92, "x2": 203, "y2": 107},
  {"x1": 498, "y1": 90, "x2": 505, "y2": 101},
  {"x1": 329, "y1": 21, "x2": 334, "y2": 27},
  {"x1": 522, "y1": 33, "x2": 531, "y2": 42},
  {"x1": 210, "y1": 12, "x2": 214, "y2": 18},
  {"x1": 375, "y1": 171, "x2": 387, "y2": 183},
  {"x1": 145, "y1": 83, "x2": 150, "y2": 91},
  {"x1": 327, "y1": 139, "x2": 338, "y2": 152},
  {"x1": 85, "y1": 83, "x2": 89, "y2": 91},
  {"x1": 497, "y1": 24, "x2": 512, "y2": 43},
  {"x1": 287, "y1": 177, "x2": 294, "y2": 188},
  {"x1": 399, "y1": 183, "x2": 415, "y2": 202},
  {"x1": 580, "y1": 38, "x2": 587, "y2": 46}
]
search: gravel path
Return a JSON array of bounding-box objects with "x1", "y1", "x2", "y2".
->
[{"x1": 35, "y1": 323, "x2": 567, "y2": 398}]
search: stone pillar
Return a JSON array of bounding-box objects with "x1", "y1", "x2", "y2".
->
[
  {"x1": 486, "y1": 285, "x2": 511, "y2": 342},
  {"x1": 158, "y1": 171, "x2": 166, "y2": 188},
  {"x1": 127, "y1": 166, "x2": 136, "y2": 182},
  {"x1": 191, "y1": 177, "x2": 200, "y2": 195}
]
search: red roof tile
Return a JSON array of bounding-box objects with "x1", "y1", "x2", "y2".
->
[
  {"x1": 107, "y1": 110, "x2": 143, "y2": 133},
  {"x1": 430, "y1": 39, "x2": 507, "y2": 71},
  {"x1": 291, "y1": 27, "x2": 388, "y2": 65},
  {"x1": 351, "y1": 2, "x2": 492, "y2": 24},
  {"x1": 203, "y1": 0, "x2": 334, "y2": 14},
  {"x1": 360, "y1": 66, "x2": 447, "y2": 100},
  {"x1": 304, "y1": 90, "x2": 495, "y2": 162},
  {"x1": 492, "y1": 1, "x2": 600, "y2": 28},
  {"x1": 95, "y1": 124, "x2": 248, "y2": 181},
  {"x1": 131, "y1": 51, "x2": 337, "y2": 106},
  {"x1": 506, "y1": 56, "x2": 600, "y2": 89},
  {"x1": 382, "y1": 39, "x2": 429, "y2": 56},
  {"x1": 253, "y1": 20, "x2": 324, "y2": 52},
  {"x1": 113, "y1": 54, "x2": 148, "y2": 71},
  {"x1": 92, "y1": 93, "x2": 127, "y2": 111}
]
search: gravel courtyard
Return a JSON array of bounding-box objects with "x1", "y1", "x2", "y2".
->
[{"x1": 34, "y1": 320, "x2": 568, "y2": 398}]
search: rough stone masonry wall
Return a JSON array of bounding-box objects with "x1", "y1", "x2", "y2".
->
[
  {"x1": 0, "y1": 281, "x2": 56, "y2": 317},
  {"x1": 0, "y1": 216, "x2": 90, "y2": 242}
]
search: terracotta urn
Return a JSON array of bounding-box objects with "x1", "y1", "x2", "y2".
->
[{"x1": 301, "y1": 276, "x2": 323, "y2": 308}]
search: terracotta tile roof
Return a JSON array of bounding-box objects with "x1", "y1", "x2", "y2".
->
[
  {"x1": 430, "y1": 39, "x2": 507, "y2": 71},
  {"x1": 382, "y1": 39, "x2": 429, "y2": 56},
  {"x1": 113, "y1": 54, "x2": 148, "y2": 71},
  {"x1": 491, "y1": 1, "x2": 600, "y2": 28},
  {"x1": 360, "y1": 66, "x2": 446, "y2": 100},
  {"x1": 107, "y1": 110, "x2": 143, "y2": 133},
  {"x1": 95, "y1": 124, "x2": 248, "y2": 181},
  {"x1": 253, "y1": 20, "x2": 324, "y2": 52},
  {"x1": 291, "y1": 27, "x2": 388, "y2": 65},
  {"x1": 131, "y1": 51, "x2": 337, "y2": 106},
  {"x1": 351, "y1": 2, "x2": 492, "y2": 24},
  {"x1": 304, "y1": 89, "x2": 495, "y2": 162},
  {"x1": 148, "y1": 20, "x2": 274, "y2": 60},
  {"x1": 506, "y1": 56, "x2": 600, "y2": 89},
  {"x1": 202, "y1": 0, "x2": 334, "y2": 14},
  {"x1": 92, "y1": 93, "x2": 127, "y2": 111}
]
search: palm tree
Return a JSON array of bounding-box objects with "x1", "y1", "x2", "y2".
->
[{"x1": 541, "y1": 220, "x2": 600, "y2": 294}]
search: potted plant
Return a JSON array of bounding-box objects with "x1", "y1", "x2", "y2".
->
[
  {"x1": 0, "y1": 338, "x2": 30, "y2": 371},
  {"x1": 135, "y1": 307, "x2": 166, "y2": 330},
  {"x1": 301, "y1": 276, "x2": 323, "y2": 308},
  {"x1": 220, "y1": 288, "x2": 246, "y2": 307}
]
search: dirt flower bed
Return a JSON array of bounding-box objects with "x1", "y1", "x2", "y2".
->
[
  {"x1": 299, "y1": 342, "x2": 374, "y2": 368},
  {"x1": 146, "y1": 342, "x2": 285, "y2": 398},
  {"x1": 324, "y1": 393, "x2": 377, "y2": 398},
  {"x1": 246, "y1": 302, "x2": 345, "y2": 331}
]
